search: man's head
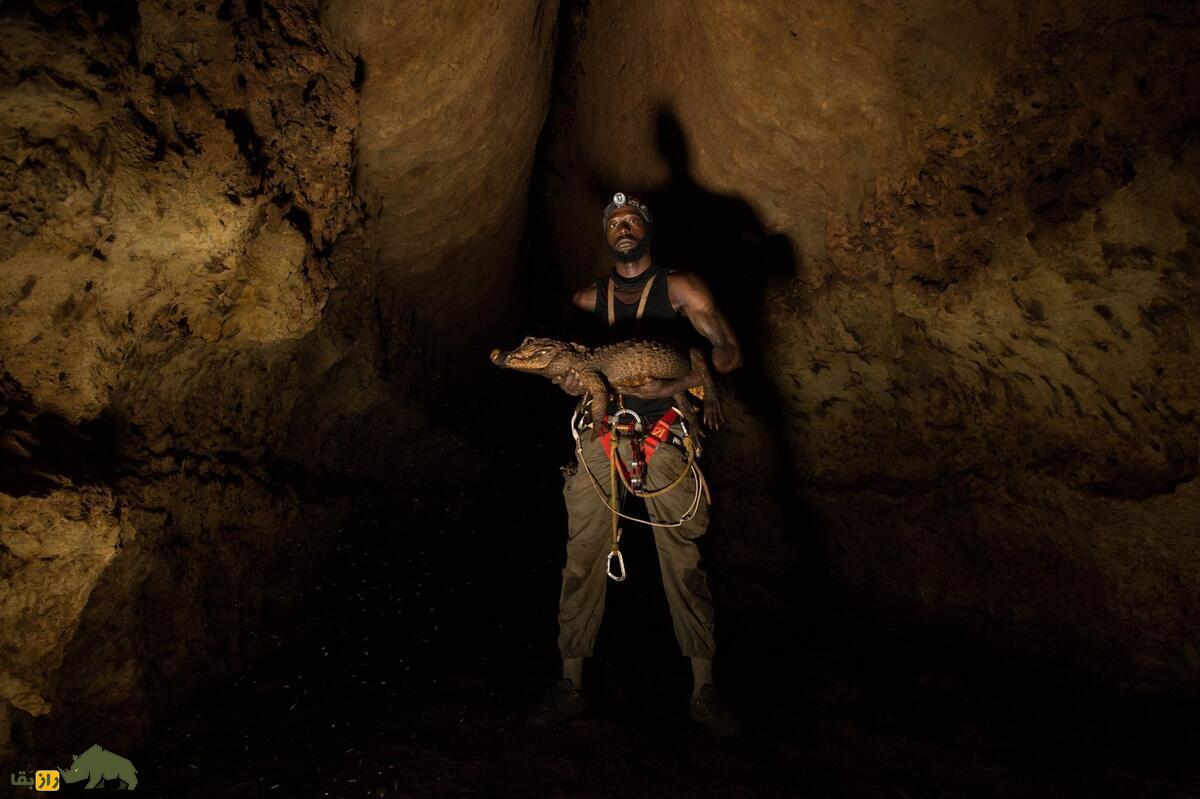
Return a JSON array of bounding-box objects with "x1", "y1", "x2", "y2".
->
[{"x1": 603, "y1": 192, "x2": 653, "y2": 263}]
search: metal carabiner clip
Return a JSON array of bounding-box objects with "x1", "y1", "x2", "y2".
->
[
  {"x1": 606, "y1": 549, "x2": 627, "y2": 582},
  {"x1": 609, "y1": 406, "x2": 642, "y2": 433}
]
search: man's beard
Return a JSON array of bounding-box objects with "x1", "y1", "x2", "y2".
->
[{"x1": 610, "y1": 233, "x2": 653, "y2": 263}]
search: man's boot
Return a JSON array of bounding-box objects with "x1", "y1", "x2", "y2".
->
[
  {"x1": 689, "y1": 684, "x2": 742, "y2": 738},
  {"x1": 527, "y1": 679, "x2": 588, "y2": 727}
]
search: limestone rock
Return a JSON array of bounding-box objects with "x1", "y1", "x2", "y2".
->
[
  {"x1": 0, "y1": 0, "x2": 370, "y2": 752},
  {"x1": 0, "y1": 489, "x2": 124, "y2": 717},
  {"x1": 321, "y1": 0, "x2": 558, "y2": 349}
]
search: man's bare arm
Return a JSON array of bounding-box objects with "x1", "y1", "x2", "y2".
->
[
  {"x1": 671, "y1": 272, "x2": 742, "y2": 373},
  {"x1": 621, "y1": 272, "x2": 742, "y2": 399},
  {"x1": 681, "y1": 289, "x2": 744, "y2": 374},
  {"x1": 572, "y1": 285, "x2": 597, "y2": 313}
]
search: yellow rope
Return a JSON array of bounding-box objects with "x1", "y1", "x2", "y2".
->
[
  {"x1": 610, "y1": 438, "x2": 620, "y2": 554},
  {"x1": 579, "y1": 429, "x2": 706, "y2": 530}
]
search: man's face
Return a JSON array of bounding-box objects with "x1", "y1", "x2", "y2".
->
[{"x1": 605, "y1": 208, "x2": 652, "y2": 263}]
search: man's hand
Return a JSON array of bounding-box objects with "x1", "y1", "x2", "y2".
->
[{"x1": 553, "y1": 369, "x2": 588, "y2": 396}]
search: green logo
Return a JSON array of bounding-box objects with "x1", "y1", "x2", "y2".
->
[{"x1": 58, "y1": 745, "x2": 138, "y2": 791}]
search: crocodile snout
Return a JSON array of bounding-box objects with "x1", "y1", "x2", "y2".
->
[{"x1": 489, "y1": 348, "x2": 505, "y2": 366}]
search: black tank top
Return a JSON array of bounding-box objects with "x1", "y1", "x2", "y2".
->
[{"x1": 591, "y1": 263, "x2": 682, "y2": 422}]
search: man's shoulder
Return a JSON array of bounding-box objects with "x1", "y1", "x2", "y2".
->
[
  {"x1": 664, "y1": 270, "x2": 719, "y2": 316},
  {"x1": 572, "y1": 283, "x2": 599, "y2": 311},
  {"x1": 664, "y1": 269, "x2": 710, "y2": 296}
]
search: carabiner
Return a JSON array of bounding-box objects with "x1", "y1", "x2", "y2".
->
[
  {"x1": 606, "y1": 549, "x2": 627, "y2": 582},
  {"x1": 609, "y1": 407, "x2": 643, "y2": 433}
]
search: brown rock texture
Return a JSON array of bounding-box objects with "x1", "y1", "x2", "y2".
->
[
  {"x1": 0, "y1": 489, "x2": 123, "y2": 717},
  {"x1": 545, "y1": 1, "x2": 1200, "y2": 679},
  {"x1": 321, "y1": 0, "x2": 558, "y2": 351},
  {"x1": 0, "y1": 0, "x2": 365, "y2": 755},
  {"x1": 0, "y1": 0, "x2": 559, "y2": 756}
]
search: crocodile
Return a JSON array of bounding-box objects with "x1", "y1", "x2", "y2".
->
[{"x1": 490, "y1": 336, "x2": 723, "y2": 437}]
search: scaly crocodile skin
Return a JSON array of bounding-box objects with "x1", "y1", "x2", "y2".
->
[{"x1": 490, "y1": 336, "x2": 723, "y2": 435}]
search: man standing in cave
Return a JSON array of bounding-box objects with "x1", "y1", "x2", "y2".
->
[{"x1": 528, "y1": 192, "x2": 743, "y2": 737}]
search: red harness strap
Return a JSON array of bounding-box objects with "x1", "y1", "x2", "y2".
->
[
  {"x1": 641, "y1": 407, "x2": 679, "y2": 462},
  {"x1": 599, "y1": 408, "x2": 681, "y2": 482}
]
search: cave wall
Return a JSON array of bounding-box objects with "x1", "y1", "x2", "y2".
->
[
  {"x1": 0, "y1": 0, "x2": 363, "y2": 755},
  {"x1": 321, "y1": 0, "x2": 559, "y2": 359},
  {"x1": 0, "y1": 0, "x2": 558, "y2": 756},
  {"x1": 546, "y1": 0, "x2": 1200, "y2": 680}
]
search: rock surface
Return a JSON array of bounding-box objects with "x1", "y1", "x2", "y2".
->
[
  {"x1": 0, "y1": 0, "x2": 552, "y2": 755},
  {"x1": 0, "y1": 489, "x2": 122, "y2": 717},
  {"x1": 321, "y1": 0, "x2": 558, "y2": 354},
  {"x1": 0, "y1": 0, "x2": 364, "y2": 755}
]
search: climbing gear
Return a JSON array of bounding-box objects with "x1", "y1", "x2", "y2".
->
[
  {"x1": 582, "y1": 255, "x2": 707, "y2": 582},
  {"x1": 570, "y1": 396, "x2": 710, "y2": 583},
  {"x1": 594, "y1": 407, "x2": 686, "y2": 487},
  {"x1": 570, "y1": 398, "x2": 710, "y2": 521},
  {"x1": 606, "y1": 407, "x2": 646, "y2": 490}
]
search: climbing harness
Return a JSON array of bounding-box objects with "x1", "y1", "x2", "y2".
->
[
  {"x1": 577, "y1": 262, "x2": 711, "y2": 582},
  {"x1": 569, "y1": 396, "x2": 711, "y2": 583}
]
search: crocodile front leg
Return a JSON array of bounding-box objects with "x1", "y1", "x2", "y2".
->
[
  {"x1": 577, "y1": 369, "x2": 611, "y2": 439},
  {"x1": 689, "y1": 348, "x2": 724, "y2": 430}
]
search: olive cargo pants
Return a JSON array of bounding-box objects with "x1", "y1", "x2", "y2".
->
[{"x1": 558, "y1": 425, "x2": 716, "y2": 659}]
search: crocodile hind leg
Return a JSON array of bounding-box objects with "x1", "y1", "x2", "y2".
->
[
  {"x1": 689, "y1": 349, "x2": 724, "y2": 430},
  {"x1": 671, "y1": 392, "x2": 704, "y2": 438}
]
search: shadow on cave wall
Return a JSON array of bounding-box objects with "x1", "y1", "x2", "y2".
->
[
  {"x1": 640, "y1": 106, "x2": 830, "y2": 612},
  {"x1": 643, "y1": 106, "x2": 796, "y2": 390}
]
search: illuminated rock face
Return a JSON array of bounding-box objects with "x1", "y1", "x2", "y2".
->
[
  {"x1": 0, "y1": 0, "x2": 363, "y2": 753},
  {"x1": 0, "y1": 490, "x2": 122, "y2": 718},
  {"x1": 545, "y1": 2, "x2": 1199, "y2": 677},
  {"x1": 0, "y1": 0, "x2": 557, "y2": 754},
  {"x1": 321, "y1": 0, "x2": 557, "y2": 347}
]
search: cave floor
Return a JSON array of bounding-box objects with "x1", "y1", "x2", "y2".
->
[
  {"x1": 117, "y1": 385, "x2": 1199, "y2": 798},
  {"x1": 131, "y1": 608, "x2": 1200, "y2": 799},
  {"x1": 125, "y1": 478, "x2": 1200, "y2": 799}
]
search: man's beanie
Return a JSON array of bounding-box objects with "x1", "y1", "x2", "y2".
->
[{"x1": 602, "y1": 192, "x2": 653, "y2": 228}]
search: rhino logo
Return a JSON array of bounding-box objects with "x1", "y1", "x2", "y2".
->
[{"x1": 58, "y1": 744, "x2": 138, "y2": 790}]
